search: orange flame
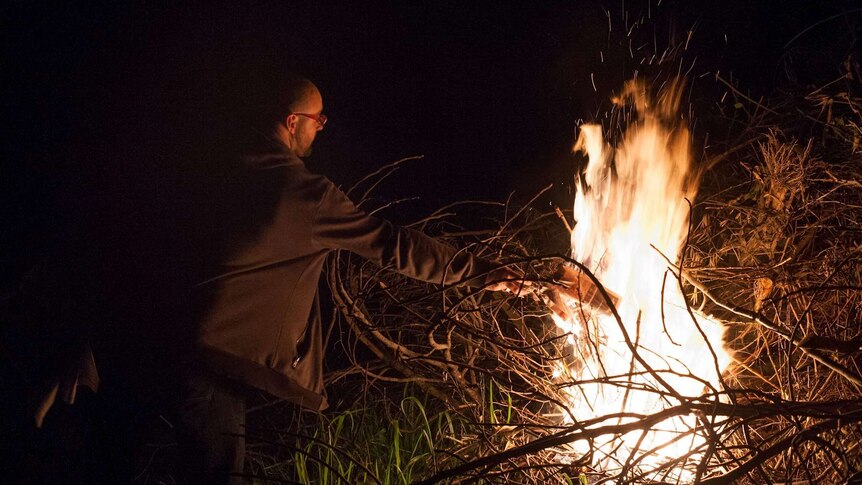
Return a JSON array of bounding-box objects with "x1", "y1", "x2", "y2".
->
[{"x1": 554, "y1": 79, "x2": 732, "y2": 480}]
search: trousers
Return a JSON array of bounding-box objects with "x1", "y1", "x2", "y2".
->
[{"x1": 173, "y1": 370, "x2": 247, "y2": 484}]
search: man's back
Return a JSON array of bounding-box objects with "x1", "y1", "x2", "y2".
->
[{"x1": 193, "y1": 155, "x2": 333, "y2": 410}]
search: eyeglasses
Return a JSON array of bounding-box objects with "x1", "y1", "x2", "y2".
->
[{"x1": 290, "y1": 112, "x2": 328, "y2": 128}]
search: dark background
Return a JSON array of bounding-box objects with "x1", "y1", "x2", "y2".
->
[{"x1": 3, "y1": 0, "x2": 860, "y2": 280}]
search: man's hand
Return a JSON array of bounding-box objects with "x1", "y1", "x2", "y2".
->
[
  {"x1": 484, "y1": 266, "x2": 531, "y2": 295},
  {"x1": 549, "y1": 265, "x2": 620, "y2": 315}
]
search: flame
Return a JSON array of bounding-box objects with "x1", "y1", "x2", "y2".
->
[{"x1": 555, "y1": 79, "x2": 732, "y2": 480}]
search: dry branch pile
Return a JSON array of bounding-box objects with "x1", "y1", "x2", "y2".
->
[{"x1": 685, "y1": 60, "x2": 862, "y2": 484}]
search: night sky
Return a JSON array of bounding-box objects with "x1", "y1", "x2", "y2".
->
[{"x1": 3, "y1": 1, "x2": 860, "y2": 280}]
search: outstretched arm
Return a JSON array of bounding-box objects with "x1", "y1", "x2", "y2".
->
[{"x1": 311, "y1": 182, "x2": 524, "y2": 292}]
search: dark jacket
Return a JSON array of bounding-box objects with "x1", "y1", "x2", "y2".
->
[{"x1": 194, "y1": 154, "x2": 488, "y2": 410}]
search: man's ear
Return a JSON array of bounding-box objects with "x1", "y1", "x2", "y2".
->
[{"x1": 285, "y1": 114, "x2": 298, "y2": 133}]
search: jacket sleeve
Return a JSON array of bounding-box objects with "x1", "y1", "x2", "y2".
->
[{"x1": 311, "y1": 182, "x2": 491, "y2": 286}]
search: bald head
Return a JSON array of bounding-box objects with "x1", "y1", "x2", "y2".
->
[
  {"x1": 275, "y1": 76, "x2": 324, "y2": 157},
  {"x1": 282, "y1": 77, "x2": 322, "y2": 114}
]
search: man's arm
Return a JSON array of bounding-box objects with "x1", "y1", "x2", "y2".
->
[{"x1": 311, "y1": 182, "x2": 494, "y2": 287}]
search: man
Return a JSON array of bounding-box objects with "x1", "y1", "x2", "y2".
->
[
  {"x1": 3, "y1": 72, "x2": 522, "y2": 484},
  {"x1": 161, "y1": 75, "x2": 521, "y2": 483}
]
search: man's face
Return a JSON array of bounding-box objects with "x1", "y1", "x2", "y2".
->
[{"x1": 292, "y1": 90, "x2": 324, "y2": 157}]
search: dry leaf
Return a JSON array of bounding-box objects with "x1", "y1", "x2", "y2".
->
[{"x1": 754, "y1": 277, "x2": 774, "y2": 312}]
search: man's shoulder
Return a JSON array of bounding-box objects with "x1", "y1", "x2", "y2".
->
[
  {"x1": 286, "y1": 163, "x2": 336, "y2": 191},
  {"x1": 241, "y1": 153, "x2": 344, "y2": 204}
]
